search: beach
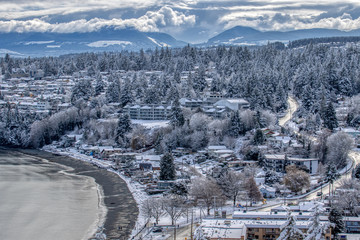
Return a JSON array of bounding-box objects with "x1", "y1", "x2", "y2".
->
[{"x1": 0, "y1": 147, "x2": 138, "y2": 240}]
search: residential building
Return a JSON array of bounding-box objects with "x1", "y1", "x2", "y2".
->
[
  {"x1": 123, "y1": 104, "x2": 172, "y2": 120},
  {"x1": 214, "y1": 99, "x2": 250, "y2": 111},
  {"x1": 264, "y1": 154, "x2": 319, "y2": 174}
]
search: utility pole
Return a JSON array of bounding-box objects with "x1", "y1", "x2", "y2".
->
[
  {"x1": 190, "y1": 208, "x2": 194, "y2": 240},
  {"x1": 174, "y1": 219, "x2": 176, "y2": 240},
  {"x1": 213, "y1": 196, "x2": 217, "y2": 216}
]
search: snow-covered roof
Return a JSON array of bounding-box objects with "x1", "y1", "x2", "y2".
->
[
  {"x1": 136, "y1": 155, "x2": 161, "y2": 161},
  {"x1": 99, "y1": 146, "x2": 114, "y2": 152},
  {"x1": 208, "y1": 145, "x2": 227, "y2": 151},
  {"x1": 264, "y1": 154, "x2": 318, "y2": 162},
  {"x1": 200, "y1": 219, "x2": 246, "y2": 239},
  {"x1": 226, "y1": 99, "x2": 249, "y2": 104},
  {"x1": 271, "y1": 201, "x2": 324, "y2": 212}
]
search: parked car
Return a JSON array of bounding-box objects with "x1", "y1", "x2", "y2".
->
[
  {"x1": 152, "y1": 227, "x2": 162, "y2": 233},
  {"x1": 317, "y1": 192, "x2": 323, "y2": 196}
]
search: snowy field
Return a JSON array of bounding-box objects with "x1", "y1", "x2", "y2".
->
[{"x1": 132, "y1": 120, "x2": 169, "y2": 129}]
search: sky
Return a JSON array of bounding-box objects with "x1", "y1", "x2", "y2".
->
[{"x1": 1, "y1": 0, "x2": 360, "y2": 43}]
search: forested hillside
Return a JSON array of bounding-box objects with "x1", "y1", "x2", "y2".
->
[{"x1": 1, "y1": 42, "x2": 360, "y2": 148}]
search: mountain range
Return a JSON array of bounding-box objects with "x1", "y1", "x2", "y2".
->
[{"x1": 2, "y1": 26, "x2": 360, "y2": 57}]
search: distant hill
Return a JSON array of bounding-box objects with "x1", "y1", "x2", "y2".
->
[
  {"x1": 0, "y1": 28, "x2": 187, "y2": 57},
  {"x1": 201, "y1": 26, "x2": 360, "y2": 47}
]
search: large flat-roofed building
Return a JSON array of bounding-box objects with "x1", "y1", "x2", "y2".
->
[
  {"x1": 197, "y1": 217, "x2": 332, "y2": 240},
  {"x1": 123, "y1": 104, "x2": 172, "y2": 120},
  {"x1": 214, "y1": 99, "x2": 250, "y2": 111},
  {"x1": 264, "y1": 154, "x2": 319, "y2": 174}
]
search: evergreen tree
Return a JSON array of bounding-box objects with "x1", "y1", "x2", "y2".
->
[
  {"x1": 70, "y1": 78, "x2": 93, "y2": 104},
  {"x1": 170, "y1": 98, "x2": 185, "y2": 127},
  {"x1": 354, "y1": 164, "x2": 360, "y2": 179},
  {"x1": 278, "y1": 210, "x2": 304, "y2": 240},
  {"x1": 253, "y1": 129, "x2": 265, "y2": 145},
  {"x1": 325, "y1": 164, "x2": 339, "y2": 196},
  {"x1": 116, "y1": 113, "x2": 132, "y2": 144},
  {"x1": 328, "y1": 207, "x2": 344, "y2": 238},
  {"x1": 160, "y1": 152, "x2": 176, "y2": 180},
  {"x1": 94, "y1": 74, "x2": 104, "y2": 96},
  {"x1": 106, "y1": 78, "x2": 121, "y2": 103},
  {"x1": 119, "y1": 79, "x2": 133, "y2": 107},
  {"x1": 228, "y1": 111, "x2": 242, "y2": 137},
  {"x1": 323, "y1": 102, "x2": 338, "y2": 130},
  {"x1": 305, "y1": 205, "x2": 330, "y2": 240}
]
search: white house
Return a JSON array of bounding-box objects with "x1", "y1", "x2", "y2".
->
[{"x1": 214, "y1": 98, "x2": 250, "y2": 111}]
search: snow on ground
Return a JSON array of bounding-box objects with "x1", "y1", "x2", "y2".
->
[
  {"x1": 24, "y1": 40, "x2": 55, "y2": 45},
  {"x1": 131, "y1": 120, "x2": 169, "y2": 129},
  {"x1": 87, "y1": 40, "x2": 132, "y2": 48}
]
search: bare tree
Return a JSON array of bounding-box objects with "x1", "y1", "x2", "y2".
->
[
  {"x1": 162, "y1": 196, "x2": 185, "y2": 225},
  {"x1": 326, "y1": 131, "x2": 354, "y2": 169},
  {"x1": 334, "y1": 179, "x2": 360, "y2": 216},
  {"x1": 141, "y1": 197, "x2": 164, "y2": 224},
  {"x1": 189, "y1": 177, "x2": 225, "y2": 215},
  {"x1": 283, "y1": 165, "x2": 310, "y2": 193},
  {"x1": 244, "y1": 176, "x2": 262, "y2": 206},
  {"x1": 218, "y1": 170, "x2": 243, "y2": 206}
]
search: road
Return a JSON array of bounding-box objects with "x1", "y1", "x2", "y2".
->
[
  {"x1": 279, "y1": 96, "x2": 298, "y2": 127},
  {"x1": 258, "y1": 96, "x2": 360, "y2": 211}
]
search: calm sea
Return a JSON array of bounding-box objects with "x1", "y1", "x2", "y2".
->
[{"x1": 0, "y1": 149, "x2": 105, "y2": 240}]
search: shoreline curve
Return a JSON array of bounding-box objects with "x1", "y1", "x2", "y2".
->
[{"x1": 12, "y1": 147, "x2": 139, "y2": 240}]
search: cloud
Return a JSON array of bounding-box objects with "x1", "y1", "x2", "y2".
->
[
  {"x1": 0, "y1": 6, "x2": 196, "y2": 33},
  {"x1": 219, "y1": 12, "x2": 360, "y2": 32}
]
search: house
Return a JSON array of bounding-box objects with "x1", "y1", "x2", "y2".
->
[
  {"x1": 99, "y1": 146, "x2": 114, "y2": 159},
  {"x1": 214, "y1": 98, "x2": 250, "y2": 111},
  {"x1": 344, "y1": 217, "x2": 360, "y2": 233},
  {"x1": 112, "y1": 152, "x2": 137, "y2": 164},
  {"x1": 227, "y1": 160, "x2": 257, "y2": 169},
  {"x1": 271, "y1": 201, "x2": 323, "y2": 213},
  {"x1": 259, "y1": 185, "x2": 277, "y2": 198},
  {"x1": 208, "y1": 145, "x2": 227, "y2": 153}
]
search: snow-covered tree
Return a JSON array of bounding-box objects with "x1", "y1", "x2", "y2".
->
[
  {"x1": 94, "y1": 74, "x2": 105, "y2": 96},
  {"x1": 245, "y1": 176, "x2": 262, "y2": 206},
  {"x1": 116, "y1": 113, "x2": 132, "y2": 145},
  {"x1": 71, "y1": 78, "x2": 93, "y2": 104},
  {"x1": 193, "y1": 226, "x2": 206, "y2": 240},
  {"x1": 160, "y1": 152, "x2": 176, "y2": 180},
  {"x1": 162, "y1": 196, "x2": 184, "y2": 225},
  {"x1": 142, "y1": 197, "x2": 164, "y2": 224},
  {"x1": 325, "y1": 164, "x2": 339, "y2": 196},
  {"x1": 283, "y1": 165, "x2": 310, "y2": 193},
  {"x1": 304, "y1": 205, "x2": 331, "y2": 240},
  {"x1": 170, "y1": 98, "x2": 185, "y2": 127},
  {"x1": 323, "y1": 102, "x2": 338, "y2": 130},
  {"x1": 189, "y1": 177, "x2": 224, "y2": 215},
  {"x1": 278, "y1": 210, "x2": 304, "y2": 240},
  {"x1": 326, "y1": 131, "x2": 353, "y2": 169},
  {"x1": 217, "y1": 170, "x2": 243, "y2": 206},
  {"x1": 253, "y1": 129, "x2": 265, "y2": 145},
  {"x1": 228, "y1": 111, "x2": 242, "y2": 137},
  {"x1": 328, "y1": 207, "x2": 344, "y2": 238}
]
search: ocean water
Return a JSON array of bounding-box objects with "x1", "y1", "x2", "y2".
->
[{"x1": 0, "y1": 149, "x2": 105, "y2": 240}]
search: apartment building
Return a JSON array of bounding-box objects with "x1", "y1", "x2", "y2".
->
[
  {"x1": 123, "y1": 104, "x2": 172, "y2": 120},
  {"x1": 263, "y1": 154, "x2": 319, "y2": 174}
]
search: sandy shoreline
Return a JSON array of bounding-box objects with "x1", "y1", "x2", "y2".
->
[{"x1": 10, "y1": 147, "x2": 139, "y2": 240}]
